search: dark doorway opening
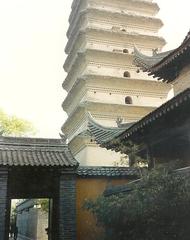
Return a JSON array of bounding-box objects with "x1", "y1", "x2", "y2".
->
[
  {"x1": 5, "y1": 167, "x2": 60, "y2": 240},
  {"x1": 9, "y1": 198, "x2": 52, "y2": 240}
]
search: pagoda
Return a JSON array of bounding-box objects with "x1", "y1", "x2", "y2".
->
[{"x1": 62, "y1": 0, "x2": 172, "y2": 166}]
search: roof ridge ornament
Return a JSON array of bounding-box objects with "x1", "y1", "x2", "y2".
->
[
  {"x1": 59, "y1": 133, "x2": 68, "y2": 144},
  {"x1": 152, "y1": 48, "x2": 158, "y2": 56},
  {"x1": 116, "y1": 117, "x2": 123, "y2": 127}
]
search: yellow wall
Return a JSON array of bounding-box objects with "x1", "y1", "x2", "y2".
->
[{"x1": 76, "y1": 177, "x2": 130, "y2": 240}]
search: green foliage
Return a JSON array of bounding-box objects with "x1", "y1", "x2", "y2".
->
[
  {"x1": 0, "y1": 109, "x2": 35, "y2": 136},
  {"x1": 85, "y1": 167, "x2": 190, "y2": 240},
  {"x1": 37, "y1": 199, "x2": 49, "y2": 213}
]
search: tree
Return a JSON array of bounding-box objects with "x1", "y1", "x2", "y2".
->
[
  {"x1": 37, "y1": 199, "x2": 49, "y2": 213},
  {"x1": 85, "y1": 166, "x2": 190, "y2": 240},
  {"x1": 0, "y1": 109, "x2": 35, "y2": 137}
]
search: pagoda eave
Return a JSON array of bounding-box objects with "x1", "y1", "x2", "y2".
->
[
  {"x1": 64, "y1": 48, "x2": 134, "y2": 72},
  {"x1": 69, "y1": 0, "x2": 160, "y2": 26},
  {"x1": 65, "y1": 27, "x2": 166, "y2": 55},
  {"x1": 67, "y1": 7, "x2": 163, "y2": 38}
]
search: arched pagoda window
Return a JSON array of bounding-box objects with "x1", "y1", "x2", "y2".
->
[
  {"x1": 123, "y1": 71, "x2": 131, "y2": 78},
  {"x1": 123, "y1": 49, "x2": 129, "y2": 54},
  {"x1": 125, "y1": 96, "x2": 132, "y2": 104}
]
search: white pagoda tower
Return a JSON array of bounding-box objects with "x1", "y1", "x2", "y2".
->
[{"x1": 62, "y1": 0, "x2": 172, "y2": 166}]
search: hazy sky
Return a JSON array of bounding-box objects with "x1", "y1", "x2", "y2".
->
[{"x1": 0, "y1": 0, "x2": 189, "y2": 138}]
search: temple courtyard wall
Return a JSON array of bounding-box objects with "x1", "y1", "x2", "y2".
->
[{"x1": 15, "y1": 172, "x2": 137, "y2": 240}]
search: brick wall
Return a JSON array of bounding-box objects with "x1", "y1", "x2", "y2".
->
[
  {"x1": 0, "y1": 168, "x2": 8, "y2": 240},
  {"x1": 59, "y1": 174, "x2": 77, "y2": 240}
]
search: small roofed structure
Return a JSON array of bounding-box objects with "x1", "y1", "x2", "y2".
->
[
  {"x1": 0, "y1": 136, "x2": 79, "y2": 240},
  {"x1": 134, "y1": 30, "x2": 190, "y2": 85}
]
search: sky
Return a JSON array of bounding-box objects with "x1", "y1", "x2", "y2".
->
[{"x1": 0, "y1": 0, "x2": 189, "y2": 138}]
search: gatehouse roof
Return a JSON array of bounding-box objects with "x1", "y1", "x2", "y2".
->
[{"x1": 0, "y1": 137, "x2": 78, "y2": 167}]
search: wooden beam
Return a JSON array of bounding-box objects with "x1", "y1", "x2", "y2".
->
[{"x1": 146, "y1": 144, "x2": 155, "y2": 170}]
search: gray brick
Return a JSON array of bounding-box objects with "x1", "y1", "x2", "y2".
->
[{"x1": 59, "y1": 174, "x2": 76, "y2": 240}]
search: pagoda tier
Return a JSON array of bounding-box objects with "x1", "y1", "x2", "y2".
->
[
  {"x1": 62, "y1": 75, "x2": 171, "y2": 116},
  {"x1": 65, "y1": 30, "x2": 165, "y2": 74},
  {"x1": 65, "y1": 28, "x2": 165, "y2": 56},
  {"x1": 64, "y1": 35, "x2": 165, "y2": 73},
  {"x1": 67, "y1": 8, "x2": 163, "y2": 40},
  {"x1": 63, "y1": 49, "x2": 166, "y2": 92},
  {"x1": 62, "y1": 102, "x2": 156, "y2": 142},
  {"x1": 69, "y1": 0, "x2": 160, "y2": 27},
  {"x1": 68, "y1": 133, "x2": 125, "y2": 166},
  {"x1": 62, "y1": 0, "x2": 170, "y2": 166}
]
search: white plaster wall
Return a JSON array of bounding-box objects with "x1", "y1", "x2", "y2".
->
[
  {"x1": 85, "y1": 63, "x2": 153, "y2": 80},
  {"x1": 75, "y1": 145, "x2": 126, "y2": 166},
  {"x1": 88, "y1": 0, "x2": 157, "y2": 17},
  {"x1": 87, "y1": 91, "x2": 166, "y2": 107},
  {"x1": 93, "y1": 110, "x2": 151, "y2": 127},
  {"x1": 66, "y1": 27, "x2": 165, "y2": 59},
  {"x1": 86, "y1": 42, "x2": 153, "y2": 56},
  {"x1": 87, "y1": 18, "x2": 159, "y2": 36},
  {"x1": 63, "y1": 77, "x2": 170, "y2": 116},
  {"x1": 68, "y1": 9, "x2": 161, "y2": 39}
]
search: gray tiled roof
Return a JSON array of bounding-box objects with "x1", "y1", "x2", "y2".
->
[
  {"x1": 0, "y1": 137, "x2": 78, "y2": 167},
  {"x1": 133, "y1": 46, "x2": 172, "y2": 71},
  {"x1": 133, "y1": 30, "x2": 190, "y2": 82},
  {"x1": 88, "y1": 115, "x2": 133, "y2": 145},
  {"x1": 77, "y1": 166, "x2": 140, "y2": 177}
]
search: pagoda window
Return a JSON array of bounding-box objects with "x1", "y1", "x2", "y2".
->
[
  {"x1": 123, "y1": 71, "x2": 131, "y2": 78},
  {"x1": 125, "y1": 96, "x2": 132, "y2": 104},
  {"x1": 123, "y1": 49, "x2": 129, "y2": 54}
]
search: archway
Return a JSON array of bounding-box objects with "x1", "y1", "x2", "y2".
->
[
  {"x1": 123, "y1": 71, "x2": 131, "y2": 78},
  {"x1": 125, "y1": 96, "x2": 133, "y2": 104},
  {"x1": 123, "y1": 49, "x2": 129, "y2": 54}
]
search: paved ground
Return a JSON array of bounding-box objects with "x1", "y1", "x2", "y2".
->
[{"x1": 9, "y1": 235, "x2": 22, "y2": 240}]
